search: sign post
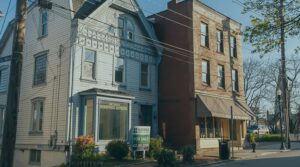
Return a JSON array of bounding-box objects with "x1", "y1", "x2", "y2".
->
[{"x1": 131, "y1": 126, "x2": 151, "y2": 160}]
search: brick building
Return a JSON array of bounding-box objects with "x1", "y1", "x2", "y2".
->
[{"x1": 150, "y1": 0, "x2": 254, "y2": 153}]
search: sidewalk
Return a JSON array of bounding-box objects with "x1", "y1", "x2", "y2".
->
[{"x1": 122, "y1": 142, "x2": 300, "y2": 167}]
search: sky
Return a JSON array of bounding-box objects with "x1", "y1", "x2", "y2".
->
[
  {"x1": 0, "y1": 0, "x2": 299, "y2": 113},
  {"x1": 0, "y1": 0, "x2": 299, "y2": 60}
]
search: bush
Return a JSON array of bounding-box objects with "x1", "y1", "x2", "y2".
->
[
  {"x1": 106, "y1": 140, "x2": 129, "y2": 160},
  {"x1": 73, "y1": 135, "x2": 95, "y2": 160},
  {"x1": 148, "y1": 137, "x2": 163, "y2": 159},
  {"x1": 181, "y1": 145, "x2": 195, "y2": 163},
  {"x1": 157, "y1": 148, "x2": 176, "y2": 167},
  {"x1": 257, "y1": 134, "x2": 285, "y2": 142}
]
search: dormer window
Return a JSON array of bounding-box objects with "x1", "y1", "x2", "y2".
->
[{"x1": 118, "y1": 17, "x2": 135, "y2": 41}]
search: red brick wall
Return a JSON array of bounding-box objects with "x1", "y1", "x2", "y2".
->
[{"x1": 151, "y1": 0, "x2": 196, "y2": 148}]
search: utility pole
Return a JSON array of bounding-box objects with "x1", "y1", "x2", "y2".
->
[
  {"x1": 0, "y1": 0, "x2": 26, "y2": 166},
  {"x1": 279, "y1": 0, "x2": 290, "y2": 149}
]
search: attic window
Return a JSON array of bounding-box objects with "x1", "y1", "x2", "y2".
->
[{"x1": 118, "y1": 17, "x2": 135, "y2": 41}]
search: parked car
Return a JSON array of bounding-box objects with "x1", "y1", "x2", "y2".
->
[{"x1": 247, "y1": 125, "x2": 270, "y2": 135}]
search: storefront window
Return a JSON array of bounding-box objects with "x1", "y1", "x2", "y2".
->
[
  {"x1": 214, "y1": 118, "x2": 222, "y2": 138},
  {"x1": 200, "y1": 117, "x2": 223, "y2": 138},
  {"x1": 98, "y1": 101, "x2": 129, "y2": 140}
]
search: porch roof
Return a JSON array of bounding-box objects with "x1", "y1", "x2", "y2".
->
[
  {"x1": 196, "y1": 94, "x2": 253, "y2": 120},
  {"x1": 79, "y1": 88, "x2": 135, "y2": 99}
]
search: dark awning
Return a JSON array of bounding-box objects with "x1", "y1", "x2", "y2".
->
[
  {"x1": 196, "y1": 94, "x2": 253, "y2": 120},
  {"x1": 79, "y1": 88, "x2": 135, "y2": 100}
]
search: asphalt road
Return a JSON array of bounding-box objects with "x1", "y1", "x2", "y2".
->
[{"x1": 209, "y1": 150, "x2": 300, "y2": 167}]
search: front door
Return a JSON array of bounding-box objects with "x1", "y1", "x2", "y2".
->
[{"x1": 140, "y1": 105, "x2": 152, "y2": 127}]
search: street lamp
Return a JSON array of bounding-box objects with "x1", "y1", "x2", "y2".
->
[{"x1": 277, "y1": 89, "x2": 286, "y2": 150}]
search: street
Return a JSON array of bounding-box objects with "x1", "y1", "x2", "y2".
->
[{"x1": 209, "y1": 146, "x2": 300, "y2": 167}]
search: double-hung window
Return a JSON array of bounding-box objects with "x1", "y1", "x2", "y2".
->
[
  {"x1": 118, "y1": 18, "x2": 125, "y2": 38},
  {"x1": 0, "y1": 67, "x2": 8, "y2": 92},
  {"x1": 230, "y1": 36, "x2": 237, "y2": 57},
  {"x1": 118, "y1": 18, "x2": 135, "y2": 41},
  {"x1": 218, "y1": 65, "x2": 225, "y2": 88},
  {"x1": 140, "y1": 63, "x2": 149, "y2": 88},
  {"x1": 216, "y1": 30, "x2": 224, "y2": 53},
  {"x1": 83, "y1": 49, "x2": 96, "y2": 80},
  {"x1": 127, "y1": 20, "x2": 134, "y2": 41},
  {"x1": 202, "y1": 60, "x2": 210, "y2": 85},
  {"x1": 31, "y1": 98, "x2": 44, "y2": 132},
  {"x1": 115, "y1": 58, "x2": 125, "y2": 84},
  {"x1": 232, "y1": 69, "x2": 239, "y2": 92},
  {"x1": 200, "y1": 22, "x2": 209, "y2": 47},
  {"x1": 34, "y1": 54, "x2": 47, "y2": 86},
  {"x1": 40, "y1": 9, "x2": 48, "y2": 36}
]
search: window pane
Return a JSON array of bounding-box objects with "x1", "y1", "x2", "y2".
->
[
  {"x1": 141, "y1": 63, "x2": 149, "y2": 87},
  {"x1": 83, "y1": 49, "x2": 96, "y2": 79},
  {"x1": 39, "y1": 102, "x2": 43, "y2": 131},
  {"x1": 115, "y1": 58, "x2": 124, "y2": 83},
  {"x1": 118, "y1": 18, "x2": 125, "y2": 37},
  {"x1": 202, "y1": 60, "x2": 209, "y2": 84},
  {"x1": 199, "y1": 117, "x2": 206, "y2": 138},
  {"x1": 140, "y1": 105, "x2": 152, "y2": 126},
  {"x1": 85, "y1": 98, "x2": 94, "y2": 135},
  {"x1": 32, "y1": 103, "x2": 38, "y2": 131},
  {"x1": 99, "y1": 101, "x2": 129, "y2": 140},
  {"x1": 34, "y1": 55, "x2": 47, "y2": 85}
]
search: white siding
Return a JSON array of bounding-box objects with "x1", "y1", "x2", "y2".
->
[{"x1": 15, "y1": 1, "x2": 72, "y2": 163}]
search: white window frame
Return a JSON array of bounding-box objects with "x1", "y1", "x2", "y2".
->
[
  {"x1": 40, "y1": 8, "x2": 48, "y2": 37},
  {"x1": 140, "y1": 63, "x2": 150, "y2": 89},
  {"x1": 30, "y1": 97, "x2": 45, "y2": 133},
  {"x1": 230, "y1": 36, "x2": 237, "y2": 57},
  {"x1": 202, "y1": 60, "x2": 210, "y2": 85},
  {"x1": 232, "y1": 69, "x2": 239, "y2": 92},
  {"x1": 95, "y1": 97, "x2": 132, "y2": 145},
  {"x1": 217, "y1": 65, "x2": 225, "y2": 88},
  {"x1": 114, "y1": 57, "x2": 126, "y2": 85},
  {"x1": 200, "y1": 22, "x2": 209, "y2": 47},
  {"x1": 216, "y1": 30, "x2": 224, "y2": 53},
  {"x1": 33, "y1": 53, "x2": 47, "y2": 86},
  {"x1": 82, "y1": 48, "x2": 97, "y2": 81}
]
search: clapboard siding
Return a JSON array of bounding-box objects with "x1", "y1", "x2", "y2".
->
[
  {"x1": 16, "y1": 0, "x2": 72, "y2": 147},
  {"x1": 70, "y1": 3, "x2": 159, "y2": 139}
]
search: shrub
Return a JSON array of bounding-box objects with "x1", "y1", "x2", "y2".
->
[
  {"x1": 257, "y1": 134, "x2": 285, "y2": 142},
  {"x1": 73, "y1": 135, "x2": 95, "y2": 160},
  {"x1": 181, "y1": 145, "x2": 195, "y2": 163},
  {"x1": 148, "y1": 137, "x2": 163, "y2": 159},
  {"x1": 157, "y1": 148, "x2": 176, "y2": 167},
  {"x1": 106, "y1": 140, "x2": 129, "y2": 160}
]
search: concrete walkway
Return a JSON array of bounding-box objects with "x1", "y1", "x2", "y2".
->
[{"x1": 122, "y1": 142, "x2": 300, "y2": 167}]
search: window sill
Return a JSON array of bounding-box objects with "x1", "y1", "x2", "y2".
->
[
  {"x1": 202, "y1": 83, "x2": 211, "y2": 87},
  {"x1": 139, "y1": 87, "x2": 151, "y2": 92},
  {"x1": 200, "y1": 45, "x2": 210, "y2": 50},
  {"x1": 218, "y1": 87, "x2": 226, "y2": 91},
  {"x1": 216, "y1": 51, "x2": 224, "y2": 55},
  {"x1": 29, "y1": 131, "x2": 43, "y2": 136},
  {"x1": 29, "y1": 162, "x2": 41, "y2": 166},
  {"x1": 32, "y1": 82, "x2": 47, "y2": 88},
  {"x1": 113, "y1": 82, "x2": 126, "y2": 88},
  {"x1": 80, "y1": 78, "x2": 97, "y2": 84},
  {"x1": 37, "y1": 34, "x2": 48, "y2": 40}
]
